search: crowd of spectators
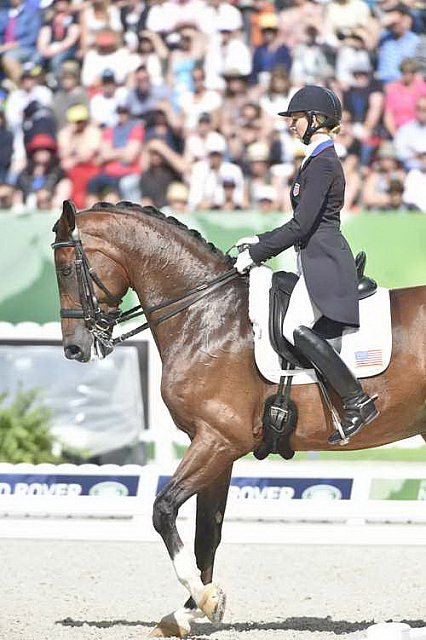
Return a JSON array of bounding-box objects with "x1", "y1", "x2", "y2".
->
[{"x1": 0, "y1": 0, "x2": 425, "y2": 214}]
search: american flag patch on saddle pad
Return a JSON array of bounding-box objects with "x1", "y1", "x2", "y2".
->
[{"x1": 354, "y1": 349, "x2": 384, "y2": 368}]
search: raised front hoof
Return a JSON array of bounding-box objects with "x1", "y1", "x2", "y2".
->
[
  {"x1": 197, "y1": 583, "x2": 226, "y2": 625},
  {"x1": 149, "y1": 613, "x2": 190, "y2": 638}
]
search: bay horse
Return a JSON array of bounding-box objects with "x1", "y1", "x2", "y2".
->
[{"x1": 52, "y1": 200, "x2": 426, "y2": 638}]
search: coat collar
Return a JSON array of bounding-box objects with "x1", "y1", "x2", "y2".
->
[{"x1": 301, "y1": 134, "x2": 334, "y2": 167}]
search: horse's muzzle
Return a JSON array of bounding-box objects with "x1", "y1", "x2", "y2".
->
[
  {"x1": 63, "y1": 325, "x2": 93, "y2": 363},
  {"x1": 64, "y1": 344, "x2": 89, "y2": 362}
]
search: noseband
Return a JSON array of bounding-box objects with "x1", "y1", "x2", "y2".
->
[
  {"x1": 52, "y1": 231, "x2": 124, "y2": 351},
  {"x1": 52, "y1": 229, "x2": 239, "y2": 352}
]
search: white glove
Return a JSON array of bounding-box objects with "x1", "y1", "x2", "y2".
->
[
  {"x1": 235, "y1": 249, "x2": 255, "y2": 274},
  {"x1": 235, "y1": 235, "x2": 259, "y2": 248}
]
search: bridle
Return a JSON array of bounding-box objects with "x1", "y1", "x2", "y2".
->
[{"x1": 52, "y1": 228, "x2": 239, "y2": 354}]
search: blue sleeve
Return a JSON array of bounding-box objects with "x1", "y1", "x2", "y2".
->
[{"x1": 18, "y1": 7, "x2": 41, "y2": 48}]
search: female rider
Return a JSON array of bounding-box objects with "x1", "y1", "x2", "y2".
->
[{"x1": 235, "y1": 85, "x2": 379, "y2": 444}]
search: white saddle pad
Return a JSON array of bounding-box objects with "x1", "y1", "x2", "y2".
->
[{"x1": 249, "y1": 266, "x2": 392, "y2": 385}]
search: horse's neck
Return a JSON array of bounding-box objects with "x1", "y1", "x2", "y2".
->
[
  {"x1": 123, "y1": 219, "x2": 225, "y2": 303},
  {"x1": 113, "y1": 213, "x2": 248, "y2": 353}
]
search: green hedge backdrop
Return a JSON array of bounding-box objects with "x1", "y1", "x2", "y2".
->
[{"x1": 0, "y1": 210, "x2": 425, "y2": 324}]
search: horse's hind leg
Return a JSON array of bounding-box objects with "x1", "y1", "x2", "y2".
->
[{"x1": 151, "y1": 465, "x2": 232, "y2": 638}]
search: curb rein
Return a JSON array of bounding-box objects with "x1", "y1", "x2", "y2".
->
[{"x1": 52, "y1": 232, "x2": 239, "y2": 352}]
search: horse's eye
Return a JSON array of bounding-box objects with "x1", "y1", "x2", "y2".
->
[{"x1": 62, "y1": 266, "x2": 72, "y2": 277}]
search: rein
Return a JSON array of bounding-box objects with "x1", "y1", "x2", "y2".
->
[{"x1": 52, "y1": 232, "x2": 239, "y2": 351}]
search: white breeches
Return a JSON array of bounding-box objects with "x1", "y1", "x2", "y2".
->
[{"x1": 282, "y1": 272, "x2": 322, "y2": 345}]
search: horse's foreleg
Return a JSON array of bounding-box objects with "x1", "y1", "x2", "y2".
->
[
  {"x1": 150, "y1": 433, "x2": 235, "y2": 637},
  {"x1": 184, "y1": 464, "x2": 233, "y2": 609}
]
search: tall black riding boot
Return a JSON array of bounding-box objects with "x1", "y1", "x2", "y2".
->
[{"x1": 293, "y1": 325, "x2": 379, "y2": 444}]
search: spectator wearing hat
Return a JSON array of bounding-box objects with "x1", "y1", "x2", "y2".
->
[
  {"x1": 163, "y1": 181, "x2": 190, "y2": 214},
  {"x1": 178, "y1": 66, "x2": 222, "y2": 133},
  {"x1": 138, "y1": 138, "x2": 188, "y2": 208},
  {"x1": 15, "y1": 132, "x2": 70, "y2": 209},
  {"x1": 402, "y1": 151, "x2": 426, "y2": 212},
  {"x1": 36, "y1": 0, "x2": 81, "y2": 80},
  {"x1": 248, "y1": 1, "x2": 276, "y2": 48},
  {"x1": 58, "y1": 104, "x2": 102, "y2": 208},
  {"x1": 22, "y1": 99, "x2": 58, "y2": 154},
  {"x1": 52, "y1": 61, "x2": 89, "y2": 130},
  {"x1": 244, "y1": 141, "x2": 278, "y2": 208},
  {"x1": 0, "y1": 0, "x2": 41, "y2": 84},
  {"x1": 90, "y1": 69, "x2": 129, "y2": 128},
  {"x1": 250, "y1": 13, "x2": 291, "y2": 86},
  {"x1": 253, "y1": 183, "x2": 278, "y2": 213},
  {"x1": 383, "y1": 58, "x2": 426, "y2": 136},
  {"x1": 290, "y1": 26, "x2": 334, "y2": 86},
  {"x1": 361, "y1": 140, "x2": 406, "y2": 209},
  {"x1": 79, "y1": 0, "x2": 123, "y2": 55},
  {"x1": 81, "y1": 28, "x2": 133, "y2": 89},
  {"x1": 376, "y1": 3, "x2": 420, "y2": 84},
  {"x1": 187, "y1": 131, "x2": 245, "y2": 211},
  {"x1": 86, "y1": 102, "x2": 144, "y2": 206},
  {"x1": 394, "y1": 95, "x2": 426, "y2": 169}
]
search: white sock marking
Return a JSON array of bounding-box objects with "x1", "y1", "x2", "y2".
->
[{"x1": 173, "y1": 548, "x2": 205, "y2": 602}]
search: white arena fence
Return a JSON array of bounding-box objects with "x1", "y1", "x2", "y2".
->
[{"x1": 0, "y1": 460, "x2": 426, "y2": 545}]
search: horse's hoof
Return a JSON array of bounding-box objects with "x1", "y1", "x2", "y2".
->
[
  {"x1": 197, "y1": 583, "x2": 226, "y2": 625},
  {"x1": 149, "y1": 613, "x2": 190, "y2": 638}
]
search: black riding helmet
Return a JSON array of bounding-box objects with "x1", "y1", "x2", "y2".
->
[{"x1": 278, "y1": 85, "x2": 342, "y2": 145}]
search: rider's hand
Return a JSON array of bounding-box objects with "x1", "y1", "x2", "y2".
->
[
  {"x1": 235, "y1": 235, "x2": 259, "y2": 248},
  {"x1": 235, "y1": 249, "x2": 255, "y2": 274}
]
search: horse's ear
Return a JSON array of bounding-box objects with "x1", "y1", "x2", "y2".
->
[{"x1": 63, "y1": 200, "x2": 77, "y2": 232}]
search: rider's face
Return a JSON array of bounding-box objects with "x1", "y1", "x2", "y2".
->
[{"x1": 288, "y1": 112, "x2": 308, "y2": 139}]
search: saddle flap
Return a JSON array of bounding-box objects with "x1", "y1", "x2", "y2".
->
[{"x1": 268, "y1": 271, "x2": 304, "y2": 368}]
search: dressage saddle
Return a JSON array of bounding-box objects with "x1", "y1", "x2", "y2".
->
[{"x1": 269, "y1": 251, "x2": 377, "y2": 367}]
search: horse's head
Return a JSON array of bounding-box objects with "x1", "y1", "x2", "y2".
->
[{"x1": 52, "y1": 200, "x2": 130, "y2": 362}]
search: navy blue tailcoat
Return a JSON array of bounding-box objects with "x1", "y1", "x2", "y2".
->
[{"x1": 249, "y1": 144, "x2": 359, "y2": 327}]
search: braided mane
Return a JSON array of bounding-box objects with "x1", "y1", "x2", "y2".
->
[{"x1": 85, "y1": 200, "x2": 232, "y2": 264}]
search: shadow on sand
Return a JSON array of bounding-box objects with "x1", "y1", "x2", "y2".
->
[{"x1": 58, "y1": 616, "x2": 426, "y2": 636}]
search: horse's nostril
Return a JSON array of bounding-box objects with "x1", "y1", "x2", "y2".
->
[{"x1": 65, "y1": 345, "x2": 83, "y2": 360}]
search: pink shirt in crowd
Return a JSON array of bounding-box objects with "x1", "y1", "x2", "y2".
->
[{"x1": 385, "y1": 78, "x2": 426, "y2": 130}]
